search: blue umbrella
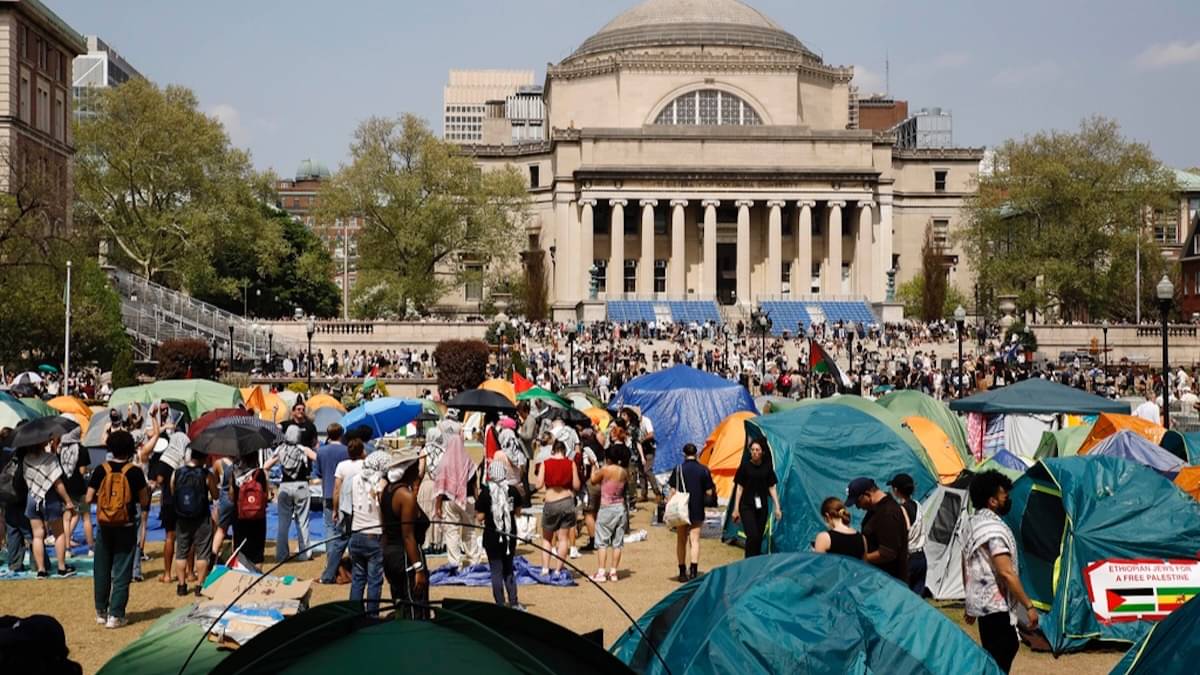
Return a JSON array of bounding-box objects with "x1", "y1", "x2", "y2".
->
[{"x1": 340, "y1": 398, "x2": 423, "y2": 438}]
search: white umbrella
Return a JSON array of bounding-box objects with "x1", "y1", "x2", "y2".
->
[{"x1": 14, "y1": 371, "x2": 43, "y2": 386}]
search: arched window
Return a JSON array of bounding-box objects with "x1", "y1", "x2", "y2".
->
[{"x1": 653, "y1": 90, "x2": 763, "y2": 126}]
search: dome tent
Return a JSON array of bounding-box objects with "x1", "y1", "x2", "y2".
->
[
  {"x1": 920, "y1": 472, "x2": 975, "y2": 601},
  {"x1": 878, "y1": 389, "x2": 971, "y2": 464},
  {"x1": 1085, "y1": 430, "x2": 1185, "y2": 478},
  {"x1": 610, "y1": 365, "x2": 756, "y2": 472},
  {"x1": 1111, "y1": 595, "x2": 1200, "y2": 675},
  {"x1": 698, "y1": 410, "x2": 757, "y2": 500}
]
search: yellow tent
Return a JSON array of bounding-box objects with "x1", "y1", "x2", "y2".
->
[
  {"x1": 240, "y1": 386, "x2": 287, "y2": 423},
  {"x1": 1077, "y1": 413, "x2": 1166, "y2": 455},
  {"x1": 306, "y1": 393, "x2": 347, "y2": 414},
  {"x1": 1174, "y1": 466, "x2": 1200, "y2": 502},
  {"x1": 480, "y1": 379, "x2": 517, "y2": 405},
  {"x1": 699, "y1": 411, "x2": 757, "y2": 501},
  {"x1": 583, "y1": 407, "x2": 612, "y2": 432},
  {"x1": 904, "y1": 415, "x2": 967, "y2": 484}
]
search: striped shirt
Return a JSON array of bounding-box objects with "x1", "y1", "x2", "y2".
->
[{"x1": 22, "y1": 448, "x2": 64, "y2": 502}]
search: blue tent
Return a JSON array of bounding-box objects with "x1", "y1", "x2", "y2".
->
[
  {"x1": 949, "y1": 378, "x2": 1130, "y2": 415},
  {"x1": 611, "y1": 552, "x2": 1003, "y2": 675},
  {"x1": 1088, "y1": 430, "x2": 1185, "y2": 478},
  {"x1": 610, "y1": 365, "x2": 755, "y2": 472}
]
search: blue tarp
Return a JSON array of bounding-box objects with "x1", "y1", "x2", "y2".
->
[
  {"x1": 429, "y1": 556, "x2": 576, "y2": 587},
  {"x1": 991, "y1": 449, "x2": 1030, "y2": 473},
  {"x1": 1089, "y1": 430, "x2": 1185, "y2": 478},
  {"x1": 610, "y1": 365, "x2": 755, "y2": 472}
]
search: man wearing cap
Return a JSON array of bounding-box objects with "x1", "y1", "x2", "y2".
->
[
  {"x1": 847, "y1": 477, "x2": 909, "y2": 583},
  {"x1": 888, "y1": 473, "x2": 927, "y2": 596}
]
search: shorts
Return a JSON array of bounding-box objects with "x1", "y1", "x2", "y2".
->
[
  {"x1": 584, "y1": 484, "x2": 602, "y2": 515},
  {"x1": 541, "y1": 497, "x2": 576, "y2": 533},
  {"x1": 175, "y1": 516, "x2": 214, "y2": 560},
  {"x1": 160, "y1": 504, "x2": 178, "y2": 533},
  {"x1": 24, "y1": 493, "x2": 64, "y2": 523},
  {"x1": 595, "y1": 504, "x2": 627, "y2": 550},
  {"x1": 217, "y1": 500, "x2": 235, "y2": 530}
]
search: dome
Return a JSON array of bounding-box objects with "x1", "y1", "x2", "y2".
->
[
  {"x1": 570, "y1": 0, "x2": 813, "y2": 60},
  {"x1": 295, "y1": 158, "x2": 331, "y2": 182}
]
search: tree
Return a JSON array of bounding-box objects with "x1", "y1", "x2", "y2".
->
[
  {"x1": 0, "y1": 145, "x2": 69, "y2": 273},
  {"x1": 896, "y1": 276, "x2": 969, "y2": 321},
  {"x1": 433, "y1": 339, "x2": 489, "y2": 399},
  {"x1": 318, "y1": 115, "x2": 529, "y2": 315},
  {"x1": 74, "y1": 78, "x2": 273, "y2": 287},
  {"x1": 156, "y1": 338, "x2": 213, "y2": 380},
  {"x1": 920, "y1": 223, "x2": 949, "y2": 322},
  {"x1": 962, "y1": 117, "x2": 1178, "y2": 322}
]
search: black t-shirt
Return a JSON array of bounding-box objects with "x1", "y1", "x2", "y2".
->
[
  {"x1": 282, "y1": 420, "x2": 318, "y2": 449},
  {"x1": 734, "y1": 459, "x2": 777, "y2": 509},
  {"x1": 862, "y1": 495, "x2": 910, "y2": 583},
  {"x1": 150, "y1": 459, "x2": 174, "y2": 505},
  {"x1": 88, "y1": 460, "x2": 148, "y2": 526},
  {"x1": 63, "y1": 446, "x2": 89, "y2": 498}
]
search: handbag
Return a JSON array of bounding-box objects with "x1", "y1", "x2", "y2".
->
[{"x1": 664, "y1": 469, "x2": 691, "y2": 528}]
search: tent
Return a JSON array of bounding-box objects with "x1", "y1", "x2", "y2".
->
[
  {"x1": 610, "y1": 365, "x2": 756, "y2": 472},
  {"x1": 1085, "y1": 430, "x2": 1185, "y2": 478},
  {"x1": 0, "y1": 395, "x2": 42, "y2": 429},
  {"x1": 1111, "y1": 595, "x2": 1200, "y2": 675},
  {"x1": 110, "y1": 380, "x2": 242, "y2": 420},
  {"x1": 479, "y1": 378, "x2": 517, "y2": 405},
  {"x1": 96, "y1": 604, "x2": 227, "y2": 675},
  {"x1": 878, "y1": 390, "x2": 971, "y2": 464},
  {"x1": 950, "y1": 378, "x2": 1130, "y2": 415},
  {"x1": 1159, "y1": 430, "x2": 1200, "y2": 465},
  {"x1": 919, "y1": 472, "x2": 974, "y2": 600},
  {"x1": 698, "y1": 410, "x2": 757, "y2": 501},
  {"x1": 610, "y1": 553, "x2": 1003, "y2": 675},
  {"x1": 904, "y1": 415, "x2": 967, "y2": 484},
  {"x1": 1035, "y1": 424, "x2": 1094, "y2": 459},
  {"x1": 305, "y1": 393, "x2": 346, "y2": 414},
  {"x1": 1078, "y1": 414, "x2": 1166, "y2": 456},
  {"x1": 1174, "y1": 466, "x2": 1200, "y2": 501},
  {"x1": 19, "y1": 397, "x2": 56, "y2": 417},
  {"x1": 46, "y1": 395, "x2": 92, "y2": 421},
  {"x1": 241, "y1": 387, "x2": 288, "y2": 423},
  {"x1": 723, "y1": 398, "x2": 936, "y2": 554},
  {"x1": 1004, "y1": 456, "x2": 1200, "y2": 654}
]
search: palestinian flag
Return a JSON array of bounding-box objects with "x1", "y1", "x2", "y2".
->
[
  {"x1": 809, "y1": 340, "x2": 849, "y2": 389},
  {"x1": 1157, "y1": 586, "x2": 1200, "y2": 611},
  {"x1": 513, "y1": 370, "x2": 534, "y2": 394},
  {"x1": 1105, "y1": 588, "x2": 1157, "y2": 614},
  {"x1": 363, "y1": 365, "x2": 379, "y2": 393}
]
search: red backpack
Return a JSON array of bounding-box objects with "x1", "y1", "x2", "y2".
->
[{"x1": 237, "y1": 470, "x2": 267, "y2": 520}]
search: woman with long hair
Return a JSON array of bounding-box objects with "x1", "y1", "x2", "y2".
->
[{"x1": 380, "y1": 448, "x2": 430, "y2": 620}]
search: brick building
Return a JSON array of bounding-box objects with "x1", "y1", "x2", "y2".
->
[{"x1": 856, "y1": 95, "x2": 908, "y2": 132}]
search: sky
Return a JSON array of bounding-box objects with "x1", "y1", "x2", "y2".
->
[{"x1": 50, "y1": 0, "x2": 1200, "y2": 176}]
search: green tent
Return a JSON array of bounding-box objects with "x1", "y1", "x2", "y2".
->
[
  {"x1": 19, "y1": 397, "x2": 56, "y2": 417},
  {"x1": 724, "y1": 398, "x2": 937, "y2": 553},
  {"x1": 611, "y1": 552, "x2": 1004, "y2": 674},
  {"x1": 109, "y1": 380, "x2": 242, "y2": 420},
  {"x1": 1159, "y1": 430, "x2": 1200, "y2": 465},
  {"x1": 1111, "y1": 595, "x2": 1200, "y2": 674},
  {"x1": 877, "y1": 390, "x2": 971, "y2": 465},
  {"x1": 1004, "y1": 457, "x2": 1200, "y2": 654},
  {"x1": 97, "y1": 604, "x2": 227, "y2": 674},
  {"x1": 211, "y1": 600, "x2": 632, "y2": 674},
  {"x1": 516, "y1": 386, "x2": 569, "y2": 408},
  {"x1": 950, "y1": 378, "x2": 1130, "y2": 415},
  {"x1": 1034, "y1": 424, "x2": 1094, "y2": 459},
  {"x1": 0, "y1": 394, "x2": 43, "y2": 428}
]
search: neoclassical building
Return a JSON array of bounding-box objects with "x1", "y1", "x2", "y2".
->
[{"x1": 470, "y1": 0, "x2": 983, "y2": 322}]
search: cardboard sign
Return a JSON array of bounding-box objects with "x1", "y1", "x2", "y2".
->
[
  {"x1": 201, "y1": 568, "x2": 311, "y2": 606},
  {"x1": 1085, "y1": 559, "x2": 1200, "y2": 624}
]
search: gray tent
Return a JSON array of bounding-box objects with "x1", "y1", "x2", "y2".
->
[{"x1": 920, "y1": 473, "x2": 974, "y2": 600}]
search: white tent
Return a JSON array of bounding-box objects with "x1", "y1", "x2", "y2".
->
[{"x1": 920, "y1": 473, "x2": 974, "y2": 600}]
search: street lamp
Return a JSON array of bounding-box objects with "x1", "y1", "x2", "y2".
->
[
  {"x1": 251, "y1": 322, "x2": 260, "y2": 363},
  {"x1": 267, "y1": 331, "x2": 274, "y2": 374},
  {"x1": 568, "y1": 331, "x2": 576, "y2": 385},
  {"x1": 751, "y1": 309, "x2": 772, "y2": 389},
  {"x1": 228, "y1": 324, "x2": 235, "y2": 365},
  {"x1": 954, "y1": 305, "x2": 967, "y2": 399},
  {"x1": 847, "y1": 321, "x2": 857, "y2": 394},
  {"x1": 1157, "y1": 275, "x2": 1174, "y2": 429},
  {"x1": 306, "y1": 316, "x2": 317, "y2": 390},
  {"x1": 1101, "y1": 319, "x2": 1110, "y2": 374}
]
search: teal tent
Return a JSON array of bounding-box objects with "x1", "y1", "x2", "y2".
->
[
  {"x1": 723, "y1": 398, "x2": 937, "y2": 553},
  {"x1": 109, "y1": 380, "x2": 242, "y2": 420},
  {"x1": 1159, "y1": 430, "x2": 1200, "y2": 465},
  {"x1": 97, "y1": 604, "x2": 227, "y2": 674},
  {"x1": 877, "y1": 390, "x2": 971, "y2": 465},
  {"x1": 950, "y1": 378, "x2": 1129, "y2": 415},
  {"x1": 1111, "y1": 596, "x2": 1200, "y2": 674},
  {"x1": 1004, "y1": 457, "x2": 1200, "y2": 654},
  {"x1": 611, "y1": 553, "x2": 1003, "y2": 674},
  {"x1": 1034, "y1": 424, "x2": 1094, "y2": 459}
]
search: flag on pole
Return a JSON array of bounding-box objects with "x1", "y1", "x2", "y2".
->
[{"x1": 809, "y1": 340, "x2": 850, "y2": 390}]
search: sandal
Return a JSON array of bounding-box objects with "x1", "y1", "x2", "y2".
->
[
  {"x1": 590, "y1": 571, "x2": 607, "y2": 583},
  {"x1": 608, "y1": 570, "x2": 619, "y2": 582}
]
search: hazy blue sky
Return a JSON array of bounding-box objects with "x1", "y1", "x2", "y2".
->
[{"x1": 51, "y1": 0, "x2": 1200, "y2": 176}]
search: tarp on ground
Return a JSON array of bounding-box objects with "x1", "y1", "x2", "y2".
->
[
  {"x1": 878, "y1": 390, "x2": 971, "y2": 465},
  {"x1": 1004, "y1": 456, "x2": 1200, "y2": 654},
  {"x1": 904, "y1": 415, "x2": 967, "y2": 484},
  {"x1": 610, "y1": 552, "x2": 1003, "y2": 675},
  {"x1": 1111, "y1": 595, "x2": 1200, "y2": 675},
  {"x1": 610, "y1": 365, "x2": 756, "y2": 472},
  {"x1": 110, "y1": 380, "x2": 242, "y2": 420},
  {"x1": 723, "y1": 399, "x2": 937, "y2": 553},
  {"x1": 1035, "y1": 424, "x2": 1094, "y2": 460},
  {"x1": 1086, "y1": 430, "x2": 1185, "y2": 478},
  {"x1": 699, "y1": 410, "x2": 757, "y2": 500},
  {"x1": 96, "y1": 603, "x2": 227, "y2": 675},
  {"x1": 950, "y1": 378, "x2": 1131, "y2": 415},
  {"x1": 1078, "y1": 413, "x2": 1167, "y2": 456}
]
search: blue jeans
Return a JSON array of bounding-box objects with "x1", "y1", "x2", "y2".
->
[
  {"x1": 4, "y1": 505, "x2": 33, "y2": 572},
  {"x1": 276, "y1": 482, "x2": 311, "y2": 562},
  {"x1": 349, "y1": 533, "x2": 384, "y2": 615},
  {"x1": 320, "y1": 500, "x2": 350, "y2": 583}
]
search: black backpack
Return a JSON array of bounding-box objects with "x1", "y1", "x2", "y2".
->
[
  {"x1": 174, "y1": 465, "x2": 209, "y2": 519},
  {"x1": 0, "y1": 450, "x2": 28, "y2": 506}
]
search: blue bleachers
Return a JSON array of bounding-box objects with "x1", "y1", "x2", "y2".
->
[
  {"x1": 761, "y1": 302, "x2": 811, "y2": 335},
  {"x1": 667, "y1": 301, "x2": 721, "y2": 323},
  {"x1": 607, "y1": 300, "x2": 720, "y2": 324},
  {"x1": 761, "y1": 301, "x2": 877, "y2": 335}
]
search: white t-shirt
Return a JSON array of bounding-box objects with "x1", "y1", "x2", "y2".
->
[
  {"x1": 1133, "y1": 400, "x2": 1161, "y2": 425},
  {"x1": 334, "y1": 458, "x2": 363, "y2": 515},
  {"x1": 350, "y1": 472, "x2": 381, "y2": 535}
]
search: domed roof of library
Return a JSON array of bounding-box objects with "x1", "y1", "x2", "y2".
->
[{"x1": 570, "y1": 0, "x2": 812, "y2": 60}]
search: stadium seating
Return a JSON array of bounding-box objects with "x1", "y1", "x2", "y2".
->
[
  {"x1": 761, "y1": 301, "x2": 877, "y2": 335},
  {"x1": 607, "y1": 300, "x2": 721, "y2": 324}
]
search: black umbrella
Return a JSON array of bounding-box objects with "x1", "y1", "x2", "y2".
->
[
  {"x1": 191, "y1": 422, "x2": 280, "y2": 458},
  {"x1": 208, "y1": 415, "x2": 282, "y2": 440},
  {"x1": 447, "y1": 389, "x2": 517, "y2": 414},
  {"x1": 10, "y1": 416, "x2": 79, "y2": 449},
  {"x1": 553, "y1": 406, "x2": 593, "y2": 428}
]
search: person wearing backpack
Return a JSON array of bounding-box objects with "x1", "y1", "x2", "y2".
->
[
  {"x1": 263, "y1": 425, "x2": 318, "y2": 563},
  {"x1": 2, "y1": 436, "x2": 34, "y2": 576},
  {"x1": 22, "y1": 436, "x2": 78, "y2": 579},
  {"x1": 170, "y1": 450, "x2": 218, "y2": 596},
  {"x1": 230, "y1": 454, "x2": 269, "y2": 565},
  {"x1": 86, "y1": 431, "x2": 150, "y2": 629}
]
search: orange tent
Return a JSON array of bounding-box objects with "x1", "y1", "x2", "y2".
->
[
  {"x1": 1175, "y1": 466, "x2": 1200, "y2": 502},
  {"x1": 240, "y1": 386, "x2": 287, "y2": 423},
  {"x1": 1078, "y1": 413, "x2": 1166, "y2": 455},
  {"x1": 306, "y1": 393, "x2": 346, "y2": 414},
  {"x1": 480, "y1": 379, "x2": 517, "y2": 405},
  {"x1": 47, "y1": 396, "x2": 92, "y2": 422},
  {"x1": 700, "y1": 411, "x2": 757, "y2": 500},
  {"x1": 904, "y1": 415, "x2": 967, "y2": 484}
]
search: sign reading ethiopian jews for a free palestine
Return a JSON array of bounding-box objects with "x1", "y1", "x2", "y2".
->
[{"x1": 1085, "y1": 559, "x2": 1200, "y2": 624}]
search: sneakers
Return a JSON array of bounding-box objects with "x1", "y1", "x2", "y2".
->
[
  {"x1": 176, "y1": 584, "x2": 189, "y2": 597},
  {"x1": 590, "y1": 571, "x2": 607, "y2": 583},
  {"x1": 540, "y1": 567, "x2": 550, "y2": 577},
  {"x1": 95, "y1": 613, "x2": 107, "y2": 625},
  {"x1": 568, "y1": 547, "x2": 581, "y2": 559},
  {"x1": 57, "y1": 566, "x2": 77, "y2": 578},
  {"x1": 105, "y1": 616, "x2": 128, "y2": 629},
  {"x1": 608, "y1": 569, "x2": 619, "y2": 582},
  {"x1": 509, "y1": 603, "x2": 527, "y2": 612},
  {"x1": 36, "y1": 571, "x2": 49, "y2": 579}
]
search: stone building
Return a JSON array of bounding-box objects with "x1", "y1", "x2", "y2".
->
[{"x1": 276, "y1": 159, "x2": 361, "y2": 315}]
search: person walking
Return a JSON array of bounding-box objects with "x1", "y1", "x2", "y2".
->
[
  {"x1": 731, "y1": 440, "x2": 781, "y2": 560},
  {"x1": 321, "y1": 438, "x2": 364, "y2": 584},
  {"x1": 265, "y1": 425, "x2": 318, "y2": 563},
  {"x1": 434, "y1": 416, "x2": 481, "y2": 571},
  {"x1": 812, "y1": 497, "x2": 866, "y2": 559},
  {"x1": 381, "y1": 447, "x2": 429, "y2": 620},
  {"x1": 475, "y1": 461, "x2": 523, "y2": 608},
  {"x1": 230, "y1": 455, "x2": 269, "y2": 565},
  {"x1": 889, "y1": 473, "x2": 927, "y2": 596},
  {"x1": 533, "y1": 440, "x2": 580, "y2": 580},
  {"x1": 589, "y1": 444, "x2": 628, "y2": 583},
  {"x1": 668, "y1": 443, "x2": 716, "y2": 580},
  {"x1": 22, "y1": 436, "x2": 77, "y2": 578},
  {"x1": 171, "y1": 450, "x2": 218, "y2": 597},
  {"x1": 314, "y1": 423, "x2": 349, "y2": 560},
  {"x1": 59, "y1": 427, "x2": 93, "y2": 558},
  {"x1": 348, "y1": 450, "x2": 389, "y2": 615},
  {"x1": 963, "y1": 470, "x2": 1038, "y2": 673},
  {"x1": 847, "y1": 477, "x2": 909, "y2": 583},
  {"x1": 88, "y1": 431, "x2": 150, "y2": 629}
]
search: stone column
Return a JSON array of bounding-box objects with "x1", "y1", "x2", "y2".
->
[
  {"x1": 857, "y1": 201, "x2": 875, "y2": 298},
  {"x1": 639, "y1": 199, "x2": 658, "y2": 295},
  {"x1": 702, "y1": 200, "x2": 719, "y2": 298},
  {"x1": 736, "y1": 200, "x2": 753, "y2": 305},
  {"x1": 580, "y1": 199, "x2": 596, "y2": 299},
  {"x1": 877, "y1": 198, "x2": 894, "y2": 301},
  {"x1": 826, "y1": 201, "x2": 845, "y2": 296},
  {"x1": 554, "y1": 200, "x2": 569, "y2": 305},
  {"x1": 608, "y1": 199, "x2": 627, "y2": 297},
  {"x1": 795, "y1": 200, "x2": 815, "y2": 297},
  {"x1": 766, "y1": 200, "x2": 785, "y2": 296},
  {"x1": 670, "y1": 199, "x2": 688, "y2": 295}
]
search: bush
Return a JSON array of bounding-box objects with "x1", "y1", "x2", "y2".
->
[
  {"x1": 1005, "y1": 321, "x2": 1039, "y2": 353},
  {"x1": 110, "y1": 347, "x2": 137, "y2": 388},
  {"x1": 897, "y1": 277, "x2": 970, "y2": 321},
  {"x1": 287, "y1": 382, "x2": 309, "y2": 395},
  {"x1": 156, "y1": 338, "x2": 213, "y2": 380},
  {"x1": 434, "y1": 339, "x2": 489, "y2": 399}
]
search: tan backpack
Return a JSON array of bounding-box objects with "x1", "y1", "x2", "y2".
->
[{"x1": 97, "y1": 462, "x2": 134, "y2": 526}]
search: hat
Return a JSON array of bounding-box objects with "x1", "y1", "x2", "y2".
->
[
  {"x1": 284, "y1": 425, "x2": 302, "y2": 444},
  {"x1": 846, "y1": 477, "x2": 877, "y2": 504},
  {"x1": 386, "y1": 445, "x2": 424, "y2": 470},
  {"x1": 887, "y1": 473, "x2": 915, "y2": 496}
]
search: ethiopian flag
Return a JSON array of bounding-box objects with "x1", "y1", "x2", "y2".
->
[
  {"x1": 1157, "y1": 587, "x2": 1200, "y2": 611},
  {"x1": 809, "y1": 340, "x2": 849, "y2": 390}
]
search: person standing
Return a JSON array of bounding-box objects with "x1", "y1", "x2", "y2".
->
[
  {"x1": 210, "y1": 456, "x2": 235, "y2": 561},
  {"x1": 847, "y1": 477, "x2": 909, "y2": 583},
  {"x1": 731, "y1": 440, "x2": 781, "y2": 560},
  {"x1": 889, "y1": 473, "x2": 927, "y2": 596},
  {"x1": 533, "y1": 440, "x2": 580, "y2": 580},
  {"x1": 230, "y1": 456, "x2": 269, "y2": 565},
  {"x1": 59, "y1": 427, "x2": 93, "y2": 557},
  {"x1": 21, "y1": 437, "x2": 77, "y2": 578},
  {"x1": 475, "y1": 461, "x2": 523, "y2": 608},
  {"x1": 963, "y1": 470, "x2": 1039, "y2": 673},
  {"x1": 812, "y1": 497, "x2": 866, "y2": 559},
  {"x1": 433, "y1": 418, "x2": 481, "y2": 571},
  {"x1": 668, "y1": 444, "x2": 717, "y2": 580},
  {"x1": 321, "y1": 438, "x2": 364, "y2": 584},
  {"x1": 281, "y1": 402, "x2": 319, "y2": 451},
  {"x1": 348, "y1": 451, "x2": 389, "y2": 615},
  {"x1": 88, "y1": 431, "x2": 150, "y2": 629},
  {"x1": 264, "y1": 425, "x2": 318, "y2": 563},
  {"x1": 589, "y1": 445, "x2": 628, "y2": 583},
  {"x1": 314, "y1": 424, "x2": 349, "y2": 574},
  {"x1": 1133, "y1": 389, "x2": 1162, "y2": 425},
  {"x1": 381, "y1": 447, "x2": 430, "y2": 620},
  {"x1": 170, "y1": 450, "x2": 218, "y2": 597},
  {"x1": 1, "y1": 440, "x2": 34, "y2": 575}
]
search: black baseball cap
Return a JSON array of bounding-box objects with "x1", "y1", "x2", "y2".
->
[{"x1": 846, "y1": 477, "x2": 877, "y2": 504}]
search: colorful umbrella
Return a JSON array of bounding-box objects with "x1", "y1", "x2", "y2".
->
[
  {"x1": 583, "y1": 406, "x2": 613, "y2": 431},
  {"x1": 340, "y1": 398, "x2": 423, "y2": 438},
  {"x1": 479, "y1": 379, "x2": 517, "y2": 405},
  {"x1": 37, "y1": 364, "x2": 59, "y2": 374},
  {"x1": 189, "y1": 408, "x2": 250, "y2": 440}
]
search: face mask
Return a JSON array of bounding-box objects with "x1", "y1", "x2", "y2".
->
[
  {"x1": 387, "y1": 468, "x2": 406, "y2": 483},
  {"x1": 996, "y1": 498, "x2": 1012, "y2": 517}
]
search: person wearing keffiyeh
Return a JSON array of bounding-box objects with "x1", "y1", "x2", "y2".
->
[
  {"x1": 433, "y1": 419, "x2": 480, "y2": 570},
  {"x1": 475, "y1": 461, "x2": 523, "y2": 609}
]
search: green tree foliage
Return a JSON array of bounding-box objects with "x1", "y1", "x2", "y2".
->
[
  {"x1": 319, "y1": 115, "x2": 529, "y2": 315},
  {"x1": 74, "y1": 78, "x2": 274, "y2": 287},
  {"x1": 896, "y1": 277, "x2": 969, "y2": 321},
  {"x1": 433, "y1": 339, "x2": 489, "y2": 399},
  {"x1": 920, "y1": 223, "x2": 949, "y2": 322},
  {"x1": 155, "y1": 339, "x2": 214, "y2": 380},
  {"x1": 962, "y1": 117, "x2": 1178, "y2": 322}
]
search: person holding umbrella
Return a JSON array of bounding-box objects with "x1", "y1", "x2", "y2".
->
[
  {"x1": 15, "y1": 419, "x2": 79, "y2": 578},
  {"x1": 192, "y1": 418, "x2": 280, "y2": 566}
]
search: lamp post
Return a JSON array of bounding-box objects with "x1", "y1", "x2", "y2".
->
[
  {"x1": 267, "y1": 331, "x2": 274, "y2": 374},
  {"x1": 954, "y1": 305, "x2": 967, "y2": 399},
  {"x1": 568, "y1": 331, "x2": 576, "y2": 384},
  {"x1": 1101, "y1": 319, "x2": 1110, "y2": 374},
  {"x1": 1157, "y1": 276, "x2": 1174, "y2": 429},
  {"x1": 723, "y1": 326, "x2": 730, "y2": 378},
  {"x1": 847, "y1": 321, "x2": 857, "y2": 394},
  {"x1": 251, "y1": 322, "x2": 260, "y2": 364},
  {"x1": 241, "y1": 280, "x2": 250, "y2": 316},
  {"x1": 228, "y1": 324, "x2": 235, "y2": 366},
  {"x1": 210, "y1": 337, "x2": 218, "y2": 372},
  {"x1": 751, "y1": 309, "x2": 772, "y2": 390},
  {"x1": 306, "y1": 316, "x2": 317, "y2": 390}
]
